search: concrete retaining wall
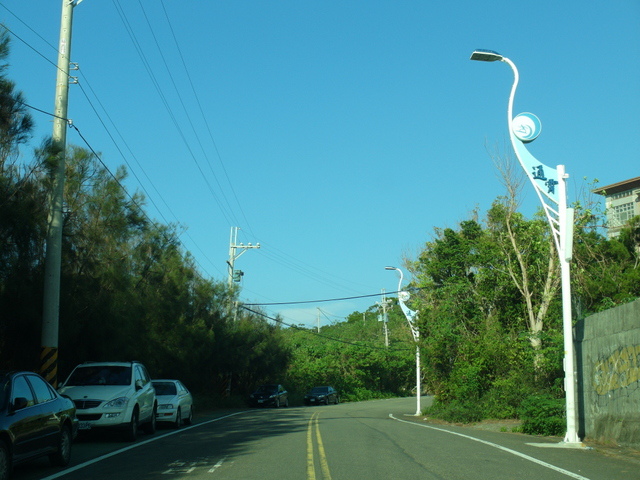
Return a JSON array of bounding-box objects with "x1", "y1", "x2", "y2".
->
[{"x1": 576, "y1": 298, "x2": 640, "y2": 447}]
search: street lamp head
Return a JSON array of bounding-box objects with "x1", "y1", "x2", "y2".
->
[
  {"x1": 385, "y1": 266, "x2": 398, "y2": 271},
  {"x1": 470, "y1": 49, "x2": 503, "y2": 62}
]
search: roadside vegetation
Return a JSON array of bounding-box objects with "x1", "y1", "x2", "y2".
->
[{"x1": 1, "y1": 28, "x2": 639, "y2": 435}]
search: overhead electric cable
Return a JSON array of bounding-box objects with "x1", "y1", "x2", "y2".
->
[
  {"x1": 241, "y1": 306, "x2": 412, "y2": 351},
  {"x1": 70, "y1": 122, "x2": 221, "y2": 279},
  {"x1": 0, "y1": 23, "x2": 57, "y2": 68},
  {"x1": 243, "y1": 290, "x2": 405, "y2": 306},
  {"x1": 4, "y1": 8, "x2": 226, "y2": 279},
  {"x1": 74, "y1": 83, "x2": 170, "y2": 226},
  {"x1": 159, "y1": 0, "x2": 253, "y2": 235},
  {"x1": 17, "y1": 93, "x2": 222, "y2": 280},
  {"x1": 111, "y1": 0, "x2": 236, "y2": 227},
  {"x1": 136, "y1": 0, "x2": 242, "y2": 228},
  {"x1": 0, "y1": 4, "x2": 58, "y2": 52}
]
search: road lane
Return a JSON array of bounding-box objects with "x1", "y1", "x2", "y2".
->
[{"x1": 11, "y1": 397, "x2": 638, "y2": 480}]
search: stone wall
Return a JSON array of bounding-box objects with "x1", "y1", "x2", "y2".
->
[{"x1": 576, "y1": 298, "x2": 640, "y2": 447}]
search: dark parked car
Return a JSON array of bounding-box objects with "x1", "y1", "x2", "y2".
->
[
  {"x1": 0, "y1": 371, "x2": 78, "y2": 480},
  {"x1": 304, "y1": 386, "x2": 339, "y2": 405},
  {"x1": 248, "y1": 384, "x2": 288, "y2": 408}
]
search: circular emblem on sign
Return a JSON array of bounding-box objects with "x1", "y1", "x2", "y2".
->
[{"x1": 511, "y1": 112, "x2": 542, "y2": 143}]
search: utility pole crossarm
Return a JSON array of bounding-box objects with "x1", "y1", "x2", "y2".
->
[{"x1": 227, "y1": 227, "x2": 260, "y2": 287}]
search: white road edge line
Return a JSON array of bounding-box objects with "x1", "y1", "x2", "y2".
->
[
  {"x1": 208, "y1": 456, "x2": 227, "y2": 473},
  {"x1": 388, "y1": 414, "x2": 592, "y2": 480},
  {"x1": 40, "y1": 411, "x2": 249, "y2": 480}
]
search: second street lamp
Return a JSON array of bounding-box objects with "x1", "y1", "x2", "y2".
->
[{"x1": 385, "y1": 266, "x2": 421, "y2": 416}]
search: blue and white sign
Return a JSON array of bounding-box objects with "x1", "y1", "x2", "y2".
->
[
  {"x1": 511, "y1": 112, "x2": 542, "y2": 143},
  {"x1": 508, "y1": 112, "x2": 558, "y2": 204}
]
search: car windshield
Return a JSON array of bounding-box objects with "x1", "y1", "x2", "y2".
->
[
  {"x1": 65, "y1": 365, "x2": 132, "y2": 386},
  {"x1": 153, "y1": 382, "x2": 177, "y2": 395},
  {"x1": 311, "y1": 387, "x2": 329, "y2": 394},
  {"x1": 256, "y1": 385, "x2": 277, "y2": 394}
]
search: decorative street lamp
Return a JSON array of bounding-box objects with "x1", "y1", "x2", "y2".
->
[
  {"x1": 385, "y1": 266, "x2": 421, "y2": 416},
  {"x1": 470, "y1": 49, "x2": 580, "y2": 445}
]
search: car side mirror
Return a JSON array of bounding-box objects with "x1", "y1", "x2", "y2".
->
[
  {"x1": 135, "y1": 379, "x2": 144, "y2": 391},
  {"x1": 12, "y1": 397, "x2": 29, "y2": 411}
]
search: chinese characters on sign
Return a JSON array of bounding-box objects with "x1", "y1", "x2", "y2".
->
[{"x1": 532, "y1": 165, "x2": 559, "y2": 195}]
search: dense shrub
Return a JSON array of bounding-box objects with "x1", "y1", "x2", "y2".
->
[
  {"x1": 519, "y1": 394, "x2": 565, "y2": 436},
  {"x1": 425, "y1": 398, "x2": 483, "y2": 423},
  {"x1": 479, "y1": 376, "x2": 535, "y2": 419}
]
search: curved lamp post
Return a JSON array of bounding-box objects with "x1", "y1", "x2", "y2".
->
[
  {"x1": 385, "y1": 266, "x2": 421, "y2": 416},
  {"x1": 470, "y1": 49, "x2": 580, "y2": 445}
]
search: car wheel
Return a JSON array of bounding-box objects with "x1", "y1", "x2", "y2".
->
[
  {"x1": 184, "y1": 406, "x2": 193, "y2": 425},
  {"x1": 335, "y1": 396, "x2": 339, "y2": 404},
  {"x1": 143, "y1": 404, "x2": 157, "y2": 434},
  {"x1": 125, "y1": 408, "x2": 139, "y2": 442},
  {"x1": 174, "y1": 408, "x2": 182, "y2": 429},
  {"x1": 275, "y1": 398, "x2": 280, "y2": 408},
  {"x1": 284, "y1": 398, "x2": 289, "y2": 408},
  {"x1": 49, "y1": 425, "x2": 72, "y2": 466},
  {"x1": 0, "y1": 439, "x2": 11, "y2": 480}
]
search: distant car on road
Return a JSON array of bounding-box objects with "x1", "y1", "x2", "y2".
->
[
  {"x1": 0, "y1": 371, "x2": 78, "y2": 480},
  {"x1": 248, "y1": 384, "x2": 288, "y2": 408},
  {"x1": 58, "y1": 361, "x2": 157, "y2": 441},
  {"x1": 152, "y1": 380, "x2": 193, "y2": 428},
  {"x1": 304, "y1": 386, "x2": 339, "y2": 405}
]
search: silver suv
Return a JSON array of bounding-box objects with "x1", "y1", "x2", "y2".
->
[{"x1": 59, "y1": 361, "x2": 157, "y2": 441}]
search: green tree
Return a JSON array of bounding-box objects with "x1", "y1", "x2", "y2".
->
[{"x1": 0, "y1": 28, "x2": 40, "y2": 370}]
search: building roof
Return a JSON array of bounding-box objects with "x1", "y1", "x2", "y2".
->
[{"x1": 593, "y1": 176, "x2": 640, "y2": 196}]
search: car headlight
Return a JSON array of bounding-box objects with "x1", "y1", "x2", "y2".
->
[
  {"x1": 103, "y1": 397, "x2": 129, "y2": 409},
  {"x1": 158, "y1": 403, "x2": 174, "y2": 410}
]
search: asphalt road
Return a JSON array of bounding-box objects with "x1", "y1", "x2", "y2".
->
[{"x1": 12, "y1": 397, "x2": 639, "y2": 480}]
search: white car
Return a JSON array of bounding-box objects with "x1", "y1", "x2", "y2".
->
[
  {"x1": 58, "y1": 361, "x2": 157, "y2": 441},
  {"x1": 152, "y1": 379, "x2": 194, "y2": 428}
]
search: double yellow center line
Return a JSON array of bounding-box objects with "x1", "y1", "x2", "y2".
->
[{"x1": 306, "y1": 411, "x2": 332, "y2": 480}]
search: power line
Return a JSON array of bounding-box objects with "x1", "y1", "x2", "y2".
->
[
  {"x1": 17, "y1": 95, "x2": 219, "y2": 280},
  {"x1": 13, "y1": 99, "x2": 65, "y2": 121},
  {"x1": 159, "y1": 0, "x2": 253, "y2": 236},
  {"x1": 3, "y1": 8, "x2": 226, "y2": 279},
  {"x1": 5, "y1": 5, "x2": 412, "y2": 307},
  {"x1": 111, "y1": 0, "x2": 237, "y2": 227},
  {"x1": 244, "y1": 289, "x2": 422, "y2": 306},
  {"x1": 0, "y1": 4, "x2": 58, "y2": 53},
  {"x1": 241, "y1": 306, "x2": 412, "y2": 351}
]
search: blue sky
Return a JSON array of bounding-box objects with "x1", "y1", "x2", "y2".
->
[{"x1": 2, "y1": 1, "x2": 639, "y2": 328}]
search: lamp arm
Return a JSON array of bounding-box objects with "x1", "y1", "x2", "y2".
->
[{"x1": 501, "y1": 56, "x2": 519, "y2": 125}]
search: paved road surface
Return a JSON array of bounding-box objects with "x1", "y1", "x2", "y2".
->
[{"x1": 12, "y1": 397, "x2": 639, "y2": 479}]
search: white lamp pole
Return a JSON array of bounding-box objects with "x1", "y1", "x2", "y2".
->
[
  {"x1": 470, "y1": 49, "x2": 580, "y2": 445},
  {"x1": 386, "y1": 266, "x2": 421, "y2": 416}
]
